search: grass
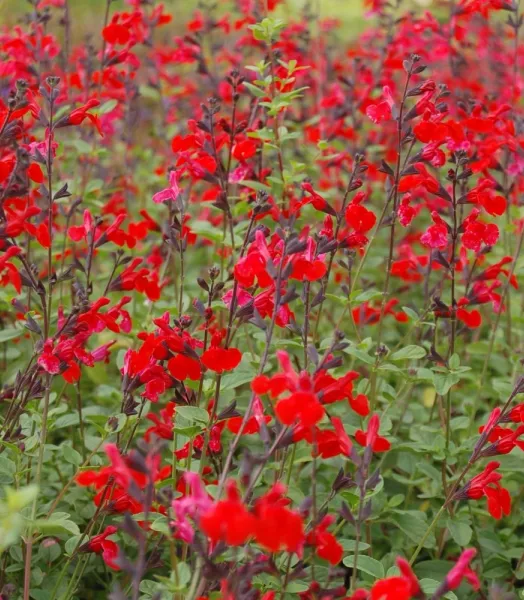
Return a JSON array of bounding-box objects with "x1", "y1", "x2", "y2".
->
[
  {"x1": 0, "y1": 0, "x2": 368, "y2": 37},
  {"x1": 0, "y1": 0, "x2": 433, "y2": 47}
]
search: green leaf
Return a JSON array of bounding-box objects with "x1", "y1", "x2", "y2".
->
[
  {"x1": 344, "y1": 346, "x2": 375, "y2": 365},
  {"x1": 419, "y1": 580, "x2": 457, "y2": 600},
  {"x1": 189, "y1": 220, "x2": 226, "y2": 243},
  {"x1": 70, "y1": 139, "x2": 92, "y2": 154},
  {"x1": 242, "y1": 82, "x2": 266, "y2": 98},
  {"x1": 175, "y1": 406, "x2": 209, "y2": 425},
  {"x1": 342, "y1": 555, "x2": 385, "y2": 580},
  {"x1": 0, "y1": 328, "x2": 22, "y2": 343},
  {"x1": 33, "y1": 517, "x2": 80, "y2": 536},
  {"x1": 239, "y1": 180, "x2": 272, "y2": 193},
  {"x1": 85, "y1": 178, "x2": 103, "y2": 194},
  {"x1": 0, "y1": 456, "x2": 16, "y2": 484},
  {"x1": 150, "y1": 516, "x2": 171, "y2": 536},
  {"x1": 390, "y1": 511, "x2": 436, "y2": 548},
  {"x1": 340, "y1": 540, "x2": 370, "y2": 552},
  {"x1": 5, "y1": 485, "x2": 39, "y2": 512},
  {"x1": 448, "y1": 353, "x2": 460, "y2": 370},
  {"x1": 446, "y1": 518, "x2": 472, "y2": 546},
  {"x1": 433, "y1": 372, "x2": 461, "y2": 395},
  {"x1": 391, "y1": 345, "x2": 427, "y2": 361},
  {"x1": 98, "y1": 99, "x2": 118, "y2": 114},
  {"x1": 414, "y1": 560, "x2": 453, "y2": 581},
  {"x1": 62, "y1": 445, "x2": 83, "y2": 466},
  {"x1": 65, "y1": 535, "x2": 83, "y2": 556},
  {"x1": 53, "y1": 414, "x2": 80, "y2": 429},
  {"x1": 483, "y1": 557, "x2": 512, "y2": 579},
  {"x1": 221, "y1": 358, "x2": 256, "y2": 390},
  {"x1": 353, "y1": 289, "x2": 382, "y2": 303},
  {"x1": 402, "y1": 306, "x2": 420, "y2": 321}
]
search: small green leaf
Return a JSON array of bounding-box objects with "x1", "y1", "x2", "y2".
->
[
  {"x1": 342, "y1": 555, "x2": 385, "y2": 580},
  {"x1": 98, "y1": 99, "x2": 118, "y2": 114},
  {"x1": 33, "y1": 517, "x2": 80, "y2": 536},
  {"x1": 390, "y1": 511, "x2": 436, "y2": 548},
  {"x1": 446, "y1": 518, "x2": 472, "y2": 546},
  {"x1": 391, "y1": 345, "x2": 427, "y2": 361},
  {"x1": 433, "y1": 372, "x2": 461, "y2": 395},
  {"x1": 419, "y1": 579, "x2": 457, "y2": 600},
  {"x1": 5, "y1": 485, "x2": 39, "y2": 512},
  {"x1": 175, "y1": 406, "x2": 209, "y2": 425},
  {"x1": 0, "y1": 328, "x2": 22, "y2": 343}
]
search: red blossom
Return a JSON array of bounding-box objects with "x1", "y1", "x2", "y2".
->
[
  {"x1": 201, "y1": 347, "x2": 242, "y2": 373},
  {"x1": 355, "y1": 415, "x2": 391, "y2": 452},
  {"x1": 80, "y1": 526, "x2": 120, "y2": 570}
]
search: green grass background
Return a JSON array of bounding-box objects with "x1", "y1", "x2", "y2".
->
[{"x1": 0, "y1": 0, "x2": 435, "y2": 40}]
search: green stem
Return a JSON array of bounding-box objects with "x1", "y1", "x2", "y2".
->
[
  {"x1": 409, "y1": 505, "x2": 446, "y2": 566},
  {"x1": 23, "y1": 375, "x2": 53, "y2": 600}
]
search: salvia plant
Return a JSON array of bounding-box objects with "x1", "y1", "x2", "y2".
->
[{"x1": 0, "y1": 0, "x2": 523, "y2": 598}]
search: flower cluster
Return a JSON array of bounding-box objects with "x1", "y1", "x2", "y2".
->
[{"x1": 0, "y1": 0, "x2": 522, "y2": 598}]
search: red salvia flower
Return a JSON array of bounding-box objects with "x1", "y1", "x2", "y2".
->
[
  {"x1": 354, "y1": 414, "x2": 391, "y2": 452},
  {"x1": 306, "y1": 515, "x2": 343, "y2": 565},
  {"x1": 199, "y1": 481, "x2": 256, "y2": 546},
  {"x1": 80, "y1": 525, "x2": 120, "y2": 570},
  {"x1": 201, "y1": 346, "x2": 242, "y2": 373},
  {"x1": 56, "y1": 98, "x2": 103, "y2": 136},
  {"x1": 253, "y1": 484, "x2": 305, "y2": 554},
  {"x1": 445, "y1": 548, "x2": 480, "y2": 591},
  {"x1": 455, "y1": 461, "x2": 512, "y2": 519},
  {"x1": 0, "y1": 246, "x2": 22, "y2": 293}
]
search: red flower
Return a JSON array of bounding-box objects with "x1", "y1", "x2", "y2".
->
[
  {"x1": 69, "y1": 210, "x2": 94, "y2": 242},
  {"x1": 301, "y1": 182, "x2": 336, "y2": 215},
  {"x1": 462, "y1": 210, "x2": 499, "y2": 251},
  {"x1": 445, "y1": 548, "x2": 480, "y2": 591},
  {"x1": 152, "y1": 170, "x2": 182, "y2": 204},
  {"x1": 167, "y1": 354, "x2": 202, "y2": 381},
  {"x1": 0, "y1": 246, "x2": 22, "y2": 293},
  {"x1": 457, "y1": 461, "x2": 511, "y2": 519},
  {"x1": 104, "y1": 444, "x2": 133, "y2": 490},
  {"x1": 295, "y1": 417, "x2": 352, "y2": 458},
  {"x1": 253, "y1": 484, "x2": 305, "y2": 553},
  {"x1": 366, "y1": 86, "x2": 394, "y2": 124},
  {"x1": 144, "y1": 402, "x2": 176, "y2": 442},
  {"x1": 56, "y1": 99, "x2": 103, "y2": 136},
  {"x1": 290, "y1": 238, "x2": 327, "y2": 281},
  {"x1": 420, "y1": 211, "x2": 448, "y2": 249},
  {"x1": 199, "y1": 481, "x2": 256, "y2": 546},
  {"x1": 306, "y1": 515, "x2": 343, "y2": 565},
  {"x1": 355, "y1": 414, "x2": 391, "y2": 452},
  {"x1": 467, "y1": 179, "x2": 506, "y2": 216},
  {"x1": 80, "y1": 525, "x2": 120, "y2": 570},
  {"x1": 506, "y1": 403, "x2": 524, "y2": 423},
  {"x1": 103, "y1": 23, "x2": 130, "y2": 45},
  {"x1": 345, "y1": 203, "x2": 376, "y2": 233},
  {"x1": 349, "y1": 393, "x2": 370, "y2": 417},
  {"x1": 370, "y1": 577, "x2": 411, "y2": 600},
  {"x1": 202, "y1": 347, "x2": 242, "y2": 373},
  {"x1": 226, "y1": 413, "x2": 271, "y2": 435},
  {"x1": 396, "y1": 557, "x2": 422, "y2": 596},
  {"x1": 27, "y1": 163, "x2": 44, "y2": 183},
  {"x1": 398, "y1": 195, "x2": 416, "y2": 227},
  {"x1": 275, "y1": 391, "x2": 325, "y2": 428},
  {"x1": 398, "y1": 163, "x2": 439, "y2": 194},
  {"x1": 366, "y1": 101, "x2": 392, "y2": 124},
  {"x1": 232, "y1": 139, "x2": 258, "y2": 161},
  {"x1": 456, "y1": 307, "x2": 482, "y2": 328}
]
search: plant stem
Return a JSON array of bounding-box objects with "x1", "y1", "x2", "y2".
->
[{"x1": 23, "y1": 375, "x2": 53, "y2": 600}]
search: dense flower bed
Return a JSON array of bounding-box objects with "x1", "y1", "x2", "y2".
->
[{"x1": 0, "y1": 0, "x2": 523, "y2": 598}]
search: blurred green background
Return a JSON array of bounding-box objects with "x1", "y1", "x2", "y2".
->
[{"x1": 0, "y1": 0, "x2": 440, "y2": 40}]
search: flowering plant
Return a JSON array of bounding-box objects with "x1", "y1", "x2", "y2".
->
[{"x1": 0, "y1": 0, "x2": 523, "y2": 599}]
